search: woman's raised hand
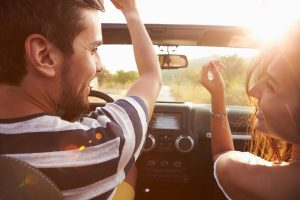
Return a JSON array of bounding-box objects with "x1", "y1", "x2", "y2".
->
[{"x1": 199, "y1": 61, "x2": 226, "y2": 97}]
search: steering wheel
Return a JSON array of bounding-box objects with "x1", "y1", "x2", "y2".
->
[
  {"x1": 88, "y1": 89, "x2": 115, "y2": 112},
  {"x1": 89, "y1": 90, "x2": 114, "y2": 103},
  {"x1": 61, "y1": 90, "x2": 114, "y2": 121}
]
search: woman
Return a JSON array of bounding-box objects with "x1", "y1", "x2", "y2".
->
[{"x1": 199, "y1": 22, "x2": 300, "y2": 199}]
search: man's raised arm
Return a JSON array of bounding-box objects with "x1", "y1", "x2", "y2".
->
[{"x1": 111, "y1": 0, "x2": 163, "y2": 119}]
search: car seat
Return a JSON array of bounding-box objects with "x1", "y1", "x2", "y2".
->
[{"x1": 0, "y1": 155, "x2": 63, "y2": 200}]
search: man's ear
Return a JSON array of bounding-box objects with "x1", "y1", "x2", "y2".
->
[{"x1": 24, "y1": 34, "x2": 60, "y2": 77}]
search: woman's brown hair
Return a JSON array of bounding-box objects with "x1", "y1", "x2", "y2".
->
[{"x1": 245, "y1": 44, "x2": 292, "y2": 163}]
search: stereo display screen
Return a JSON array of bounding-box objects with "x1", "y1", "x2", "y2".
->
[{"x1": 152, "y1": 113, "x2": 180, "y2": 130}]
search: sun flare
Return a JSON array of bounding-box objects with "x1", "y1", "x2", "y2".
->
[{"x1": 248, "y1": 0, "x2": 299, "y2": 45}]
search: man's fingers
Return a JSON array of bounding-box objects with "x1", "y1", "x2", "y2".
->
[
  {"x1": 111, "y1": 0, "x2": 136, "y2": 11},
  {"x1": 111, "y1": 0, "x2": 120, "y2": 9}
]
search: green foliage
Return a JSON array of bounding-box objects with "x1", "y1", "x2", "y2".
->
[
  {"x1": 95, "y1": 55, "x2": 252, "y2": 106},
  {"x1": 115, "y1": 70, "x2": 138, "y2": 85},
  {"x1": 95, "y1": 69, "x2": 138, "y2": 92},
  {"x1": 220, "y1": 55, "x2": 250, "y2": 105},
  {"x1": 96, "y1": 68, "x2": 112, "y2": 85}
]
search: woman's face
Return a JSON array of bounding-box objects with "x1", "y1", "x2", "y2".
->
[{"x1": 248, "y1": 53, "x2": 300, "y2": 144}]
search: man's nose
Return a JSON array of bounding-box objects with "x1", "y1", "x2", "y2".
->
[
  {"x1": 95, "y1": 53, "x2": 104, "y2": 72},
  {"x1": 96, "y1": 64, "x2": 103, "y2": 73}
]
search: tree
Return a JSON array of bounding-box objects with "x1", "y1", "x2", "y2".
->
[
  {"x1": 220, "y1": 55, "x2": 250, "y2": 105},
  {"x1": 95, "y1": 69, "x2": 113, "y2": 86},
  {"x1": 114, "y1": 70, "x2": 138, "y2": 85}
]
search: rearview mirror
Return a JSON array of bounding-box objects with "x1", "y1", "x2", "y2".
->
[{"x1": 158, "y1": 54, "x2": 188, "y2": 69}]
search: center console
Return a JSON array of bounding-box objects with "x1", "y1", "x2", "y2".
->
[
  {"x1": 137, "y1": 103, "x2": 196, "y2": 184},
  {"x1": 144, "y1": 112, "x2": 194, "y2": 153}
]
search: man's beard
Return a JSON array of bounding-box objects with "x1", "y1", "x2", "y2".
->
[{"x1": 57, "y1": 61, "x2": 90, "y2": 120}]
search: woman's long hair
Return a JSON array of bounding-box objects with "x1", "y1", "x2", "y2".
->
[{"x1": 245, "y1": 45, "x2": 292, "y2": 163}]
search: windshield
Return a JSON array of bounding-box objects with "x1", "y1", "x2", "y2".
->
[
  {"x1": 91, "y1": 45, "x2": 259, "y2": 106},
  {"x1": 91, "y1": 0, "x2": 300, "y2": 106}
]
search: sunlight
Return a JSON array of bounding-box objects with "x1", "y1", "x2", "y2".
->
[
  {"x1": 102, "y1": 0, "x2": 299, "y2": 26},
  {"x1": 102, "y1": 0, "x2": 263, "y2": 25},
  {"x1": 247, "y1": 0, "x2": 300, "y2": 45},
  {"x1": 99, "y1": 0, "x2": 300, "y2": 73}
]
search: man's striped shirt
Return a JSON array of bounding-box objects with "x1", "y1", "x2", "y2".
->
[{"x1": 0, "y1": 96, "x2": 148, "y2": 200}]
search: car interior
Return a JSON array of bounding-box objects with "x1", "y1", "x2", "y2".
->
[
  {"x1": 88, "y1": 23, "x2": 256, "y2": 200},
  {"x1": 0, "y1": 23, "x2": 257, "y2": 200},
  {"x1": 5, "y1": 1, "x2": 293, "y2": 199}
]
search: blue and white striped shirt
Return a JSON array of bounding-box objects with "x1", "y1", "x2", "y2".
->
[{"x1": 0, "y1": 96, "x2": 148, "y2": 200}]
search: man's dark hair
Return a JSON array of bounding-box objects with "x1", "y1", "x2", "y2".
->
[{"x1": 0, "y1": 0, "x2": 104, "y2": 86}]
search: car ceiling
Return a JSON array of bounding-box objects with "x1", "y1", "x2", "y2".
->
[{"x1": 102, "y1": 23, "x2": 259, "y2": 48}]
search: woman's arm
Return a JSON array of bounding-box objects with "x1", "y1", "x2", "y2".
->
[{"x1": 199, "y1": 61, "x2": 234, "y2": 160}]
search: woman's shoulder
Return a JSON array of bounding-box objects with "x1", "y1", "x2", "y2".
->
[
  {"x1": 215, "y1": 151, "x2": 273, "y2": 167},
  {"x1": 214, "y1": 151, "x2": 300, "y2": 199}
]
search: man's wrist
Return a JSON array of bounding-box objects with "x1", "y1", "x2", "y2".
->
[{"x1": 122, "y1": 7, "x2": 139, "y2": 20}]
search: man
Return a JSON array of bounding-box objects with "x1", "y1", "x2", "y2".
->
[{"x1": 0, "y1": 0, "x2": 162, "y2": 199}]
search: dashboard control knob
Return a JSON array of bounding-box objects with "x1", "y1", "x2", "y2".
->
[
  {"x1": 143, "y1": 134, "x2": 156, "y2": 152},
  {"x1": 175, "y1": 135, "x2": 194, "y2": 153}
]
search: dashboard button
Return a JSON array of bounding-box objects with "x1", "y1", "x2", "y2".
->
[
  {"x1": 159, "y1": 160, "x2": 169, "y2": 167},
  {"x1": 146, "y1": 160, "x2": 156, "y2": 167},
  {"x1": 173, "y1": 161, "x2": 182, "y2": 168}
]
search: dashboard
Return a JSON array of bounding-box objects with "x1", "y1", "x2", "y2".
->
[
  {"x1": 136, "y1": 102, "x2": 253, "y2": 200},
  {"x1": 90, "y1": 100, "x2": 253, "y2": 200}
]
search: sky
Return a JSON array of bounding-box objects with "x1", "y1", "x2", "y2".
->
[
  {"x1": 99, "y1": 0, "x2": 300, "y2": 73},
  {"x1": 101, "y1": 0, "x2": 262, "y2": 26},
  {"x1": 101, "y1": 0, "x2": 300, "y2": 26}
]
